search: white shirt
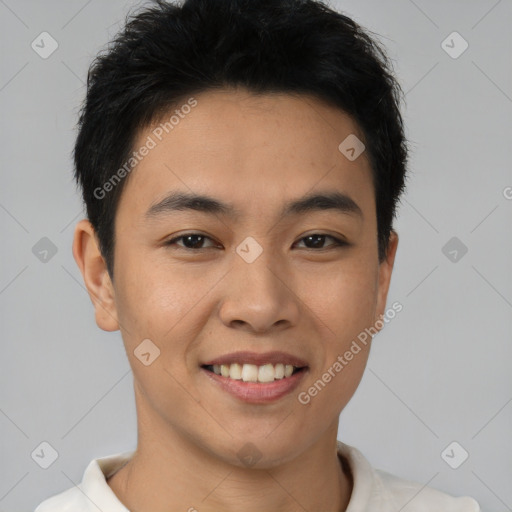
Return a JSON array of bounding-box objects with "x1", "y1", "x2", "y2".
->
[{"x1": 34, "y1": 441, "x2": 480, "y2": 511}]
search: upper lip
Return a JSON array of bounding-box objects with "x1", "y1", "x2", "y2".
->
[{"x1": 201, "y1": 351, "x2": 308, "y2": 368}]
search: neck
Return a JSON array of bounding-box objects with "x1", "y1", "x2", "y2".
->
[{"x1": 107, "y1": 393, "x2": 353, "y2": 512}]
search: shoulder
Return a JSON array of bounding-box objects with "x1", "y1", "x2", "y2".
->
[
  {"x1": 337, "y1": 441, "x2": 480, "y2": 512},
  {"x1": 34, "y1": 486, "x2": 85, "y2": 512},
  {"x1": 33, "y1": 451, "x2": 134, "y2": 512},
  {"x1": 374, "y1": 467, "x2": 481, "y2": 512}
]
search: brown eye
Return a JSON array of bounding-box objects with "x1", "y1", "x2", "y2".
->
[
  {"x1": 295, "y1": 234, "x2": 347, "y2": 250},
  {"x1": 166, "y1": 233, "x2": 218, "y2": 250},
  {"x1": 165, "y1": 233, "x2": 348, "y2": 251}
]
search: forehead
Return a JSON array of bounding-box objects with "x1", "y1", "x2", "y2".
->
[{"x1": 117, "y1": 88, "x2": 374, "y2": 221}]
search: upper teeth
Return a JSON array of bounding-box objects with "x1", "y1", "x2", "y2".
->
[{"x1": 212, "y1": 363, "x2": 297, "y2": 382}]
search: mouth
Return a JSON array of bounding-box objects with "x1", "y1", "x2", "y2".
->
[
  {"x1": 200, "y1": 351, "x2": 309, "y2": 403},
  {"x1": 201, "y1": 363, "x2": 306, "y2": 382}
]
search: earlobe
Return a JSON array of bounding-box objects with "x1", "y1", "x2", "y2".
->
[
  {"x1": 72, "y1": 219, "x2": 120, "y2": 332},
  {"x1": 374, "y1": 230, "x2": 399, "y2": 329}
]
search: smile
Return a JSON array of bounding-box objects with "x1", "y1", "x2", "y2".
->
[
  {"x1": 200, "y1": 350, "x2": 309, "y2": 403},
  {"x1": 203, "y1": 363, "x2": 304, "y2": 383}
]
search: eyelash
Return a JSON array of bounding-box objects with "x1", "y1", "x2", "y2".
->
[{"x1": 164, "y1": 233, "x2": 349, "y2": 251}]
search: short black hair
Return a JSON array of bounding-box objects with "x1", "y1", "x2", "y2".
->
[{"x1": 74, "y1": 0, "x2": 409, "y2": 279}]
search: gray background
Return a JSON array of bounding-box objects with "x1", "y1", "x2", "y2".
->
[{"x1": 0, "y1": 0, "x2": 511, "y2": 511}]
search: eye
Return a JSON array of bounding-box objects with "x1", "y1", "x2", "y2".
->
[
  {"x1": 294, "y1": 234, "x2": 348, "y2": 250},
  {"x1": 165, "y1": 232, "x2": 348, "y2": 251},
  {"x1": 165, "y1": 233, "x2": 219, "y2": 250}
]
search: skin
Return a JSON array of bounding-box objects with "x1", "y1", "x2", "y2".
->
[{"x1": 73, "y1": 87, "x2": 398, "y2": 512}]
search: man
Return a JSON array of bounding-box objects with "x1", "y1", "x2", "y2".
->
[{"x1": 35, "y1": 0, "x2": 480, "y2": 510}]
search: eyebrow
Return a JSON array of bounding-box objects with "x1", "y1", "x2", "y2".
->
[{"x1": 145, "y1": 190, "x2": 363, "y2": 221}]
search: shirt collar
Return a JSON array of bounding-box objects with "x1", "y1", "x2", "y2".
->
[
  {"x1": 79, "y1": 442, "x2": 375, "y2": 511},
  {"x1": 80, "y1": 450, "x2": 135, "y2": 511},
  {"x1": 337, "y1": 440, "x2": 378, "y2": 511}
]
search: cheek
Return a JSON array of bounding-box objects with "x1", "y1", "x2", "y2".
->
[
  {"x1": 295, "y1": 312, "x2": 373, "y2": 432},
  {"x1": 294, "y1": 259, "x2": 377, "y2": 414},
  {"x1": 113, "y1": 255, "x2": 220, "y2": 368},
  {"x1": 114, "y1": 246, "x2": 186, "y2": 330},
  {"x1": 113, "y1": 268, "x2": 202, "y2": 408},
  {"x1": 297, "y1": 349, "x2": 370, "y2": 436},
  {"x1": 297, "y1": 258, "x2": 379, "y2": 339}
]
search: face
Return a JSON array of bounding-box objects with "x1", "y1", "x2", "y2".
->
[{"x1": 74, "y1": 87, "x2": 398, "y2": 468}]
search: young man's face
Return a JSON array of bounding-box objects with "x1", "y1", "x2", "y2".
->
[{"x1": 75, "y1": 88, "x2": 398, "y2": 467}]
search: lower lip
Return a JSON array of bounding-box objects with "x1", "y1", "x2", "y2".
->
[{"x1": 200, "y1": 367, "x2": 307, "y2": 404}]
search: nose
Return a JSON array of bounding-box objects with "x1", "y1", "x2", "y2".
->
[{"x1": 218, "y1": 248, "x2": 301, "y2": 335}]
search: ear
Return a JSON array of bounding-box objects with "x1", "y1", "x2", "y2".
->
[
  {"x1": 374, "y1": 230, "x2": 399, "y2": 328},
  {"x1": 72, "y1": 219, "x2": 119, "y2": 332}
]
